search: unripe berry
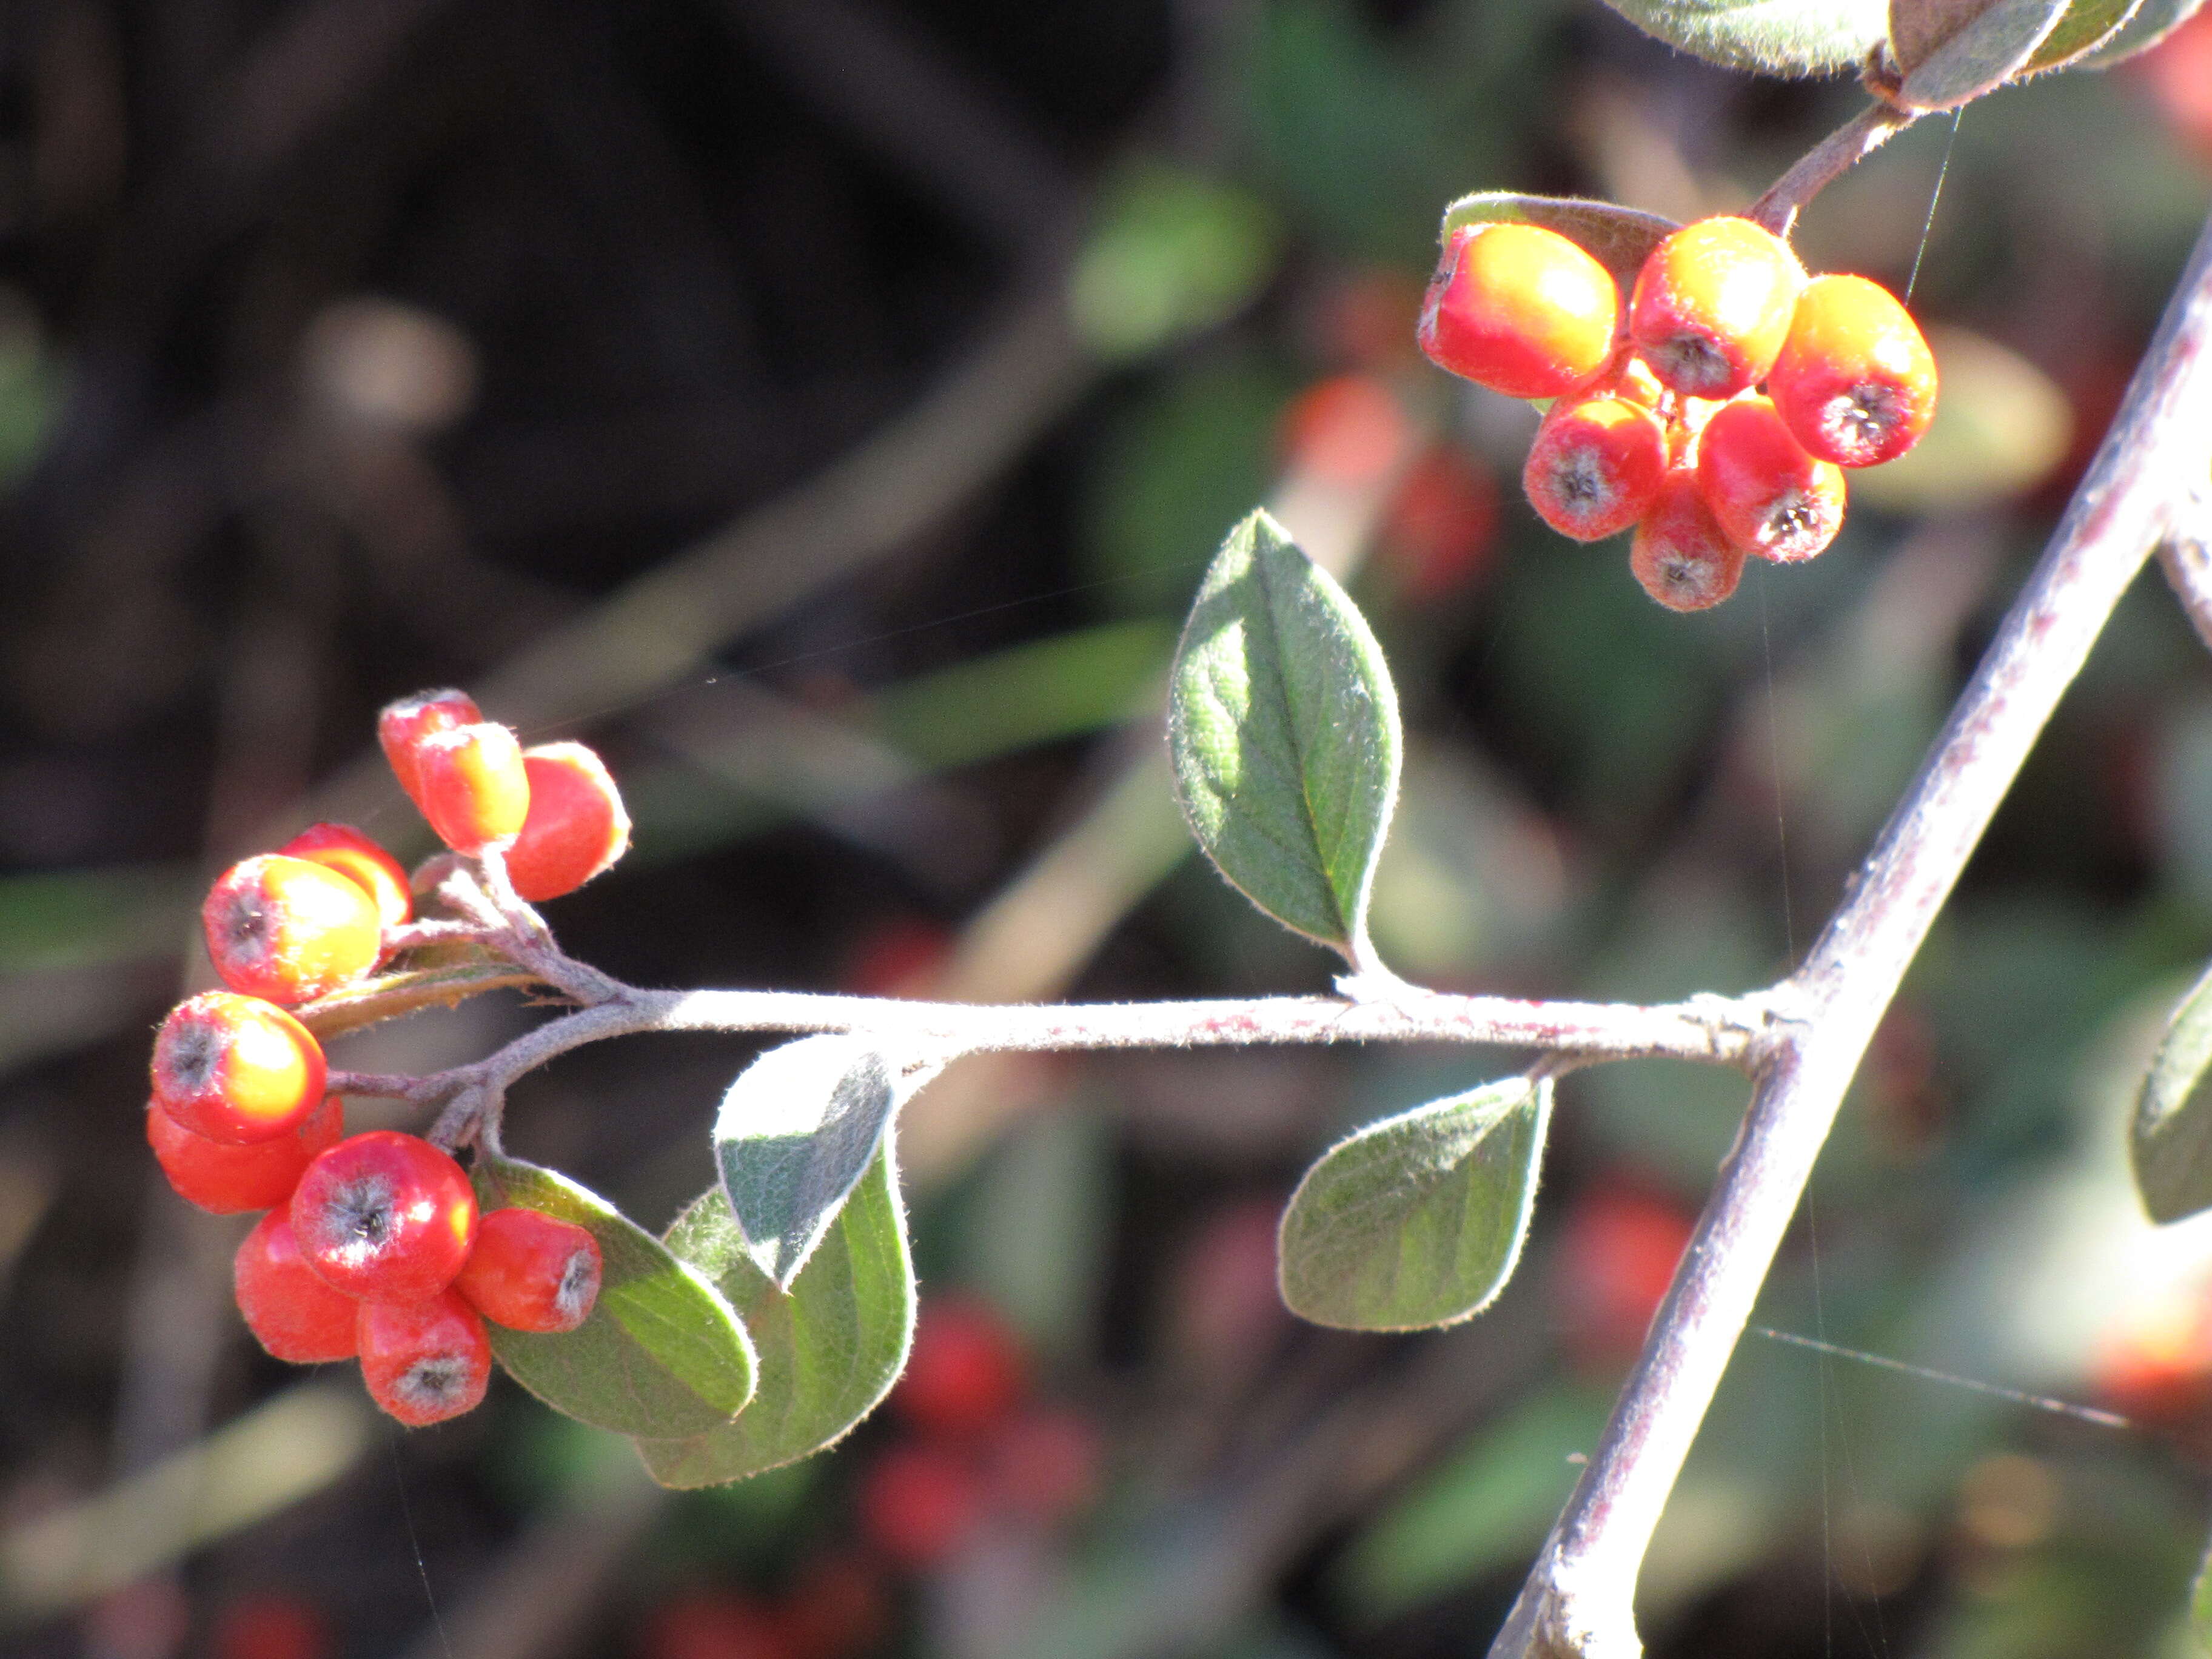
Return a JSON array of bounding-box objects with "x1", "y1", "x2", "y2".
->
[
  {"x1": 152, "y1": 992, "x2": 327, "y2": 1145},
  {"x1": 290, "y1": 1131, "x2": 478, "y2": 1301},
  {"x1": 358, "y1": 1291, "x2": 492, "y2": 1426},
  {"x1": 378, "y1": 689, "x2": 483, "y2": 809},
  {"x1": 235, "y1": 1208, "x2": 360, "y2": 1363},
  {"x1": 1522, "y1": 396, "x2": 1668, "y2": 541},
  {"x1": 1629, "y1": 469, "x2": 1748, "y2": 612},
  {"x1": 893, "y1": 1296, "x2": 1027, "y2": 1439},
  {"x1": 1767, "y1": 273, "x2": 1938, "y2": 468},
  {"x1": 278, "y1": 823, "x2": 412, "y2": 930},
  {"x1": 453, "y1": 1207, "x2": 602, "y2": 1332},
  {"x1": 1629, "y1": 216, "x2": 1803, "y2": 398},
  {"x1": 203, "y1": 854, "x2": 383, "y2": 1005},
  {"x1": 1418, "y1": 223, "x2": 1618, "y2": 400},
  {"x1": 412, "y1": 723, "x2": 531, "y2": 855},
  {"x1": 147, "y1": 1091, "x2": 342, "y2": 1213},
  {"x1": 1695, "y1": 395, "x2": 1847, "y2": 564},
  {"x1": 506, "y1": 743, "x2": 632, "y2": 903}
]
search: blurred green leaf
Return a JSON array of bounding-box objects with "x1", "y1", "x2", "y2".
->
[
  {"x1": 1893, "y1": 0, "x2": 2074, "y2": 110},
  {"x1": 2131, "y1": 959, "x2": 2212, "y2": 1222},
  {"x1": 1439, "y1": 193, "x2": 1680, "y2": 297},
  {"x1": 1278, "y1": 1076, "x2": 1552, "y2": 1329},
  {"x1": 1848, "y1": 325, "x2": 2072, "y2": 512},
  {"x1": 0, "y1": 865, "x2": 196, "y2": 973},
  {"x1": 714, "y1": 1035, "x2": 931, "y2": 1289},
  {"x1": 1168, "y1": 509, "x2": 1402, "y2": 967},
  {"x1": 2192, "y1": 1530, "x2": 2212, "y2": 1648},
  {"x1": 0, "y1": 302, "x2": 60, "y2": 488},
  {"x1": 870, "y1": 620, "x2": 1174, "y2": 766},
  {"x1": 472, "y1": 1156, "x2": 756, "y2": 1437},
  {"x1": 2075, "y1": 0, "x2": 2205, "y2": 62},
  {"x1": 1069, "y1": 160, "x2": 1281, "y2": 362},
  {"x1": 639, "y1": 1142, "x2": 915, "y2": 1487},
  {"x1": 1591, "y1": 0, "x2": 1888, "y2": 75}
]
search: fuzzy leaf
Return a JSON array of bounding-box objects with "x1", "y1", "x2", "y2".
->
[
  {"x1": 1891, "y1": 0, "x2": 2073, "y2": 109},
  {"x1": 1168, "y1": 509, "x2": 1401, "y2": 967},
  {"x1": 2073, "y1": 0, "x2": 2204, "y2": 64},
  {"x1": 471, "y1": 1156, "x2": 756, "y2": 1436},
  {"x1": 638, "y1": 1142, "x2": 916, "y2": 1487},
  {"x1": 1438, "y1": 193, "x2": 1681, "y2": 298},
  {"x1": 1590, "y1": 0, "x2": 1889, "y2": 75},
  {"x1": 715, "y1": 1036, "x2": 934, "y2": 1290},
  {"x1": 2023, "y1": 0, "x2": 2143, "y2": 69},
  {"x1": 2132, "y1": 960, "x2": 2212, "y2": 1223},
  {"x1": 1278, "y1": 1077, "x2": 1552, "y2": 1330}
]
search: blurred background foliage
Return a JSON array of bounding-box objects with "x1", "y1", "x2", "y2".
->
[{"x1": 0, "y1": 1, "x2": 2210, "y2": 1656}]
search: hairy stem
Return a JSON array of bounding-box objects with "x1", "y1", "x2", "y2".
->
[
  {"x1": 1490, "y1": 203, "x2": 2212, "y2": 1659},
  {"x1": 1747, "y1": 99, "x2": 1920, "y2": 239}
]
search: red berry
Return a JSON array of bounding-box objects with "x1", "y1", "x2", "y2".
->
[
  {"x1": 1522, "y1": 395, "x2": 1669, "y2": 541},
  {"x1": 210, "y1": 1594, "x2": 329, "y2": 1659},
  {"x1": 1629, "y1": 468, "x2": 1747, "y2": 612},
  {"x1": 1418, "y1": 223, "x2": 1619, "y2": 399},
  {"x1": 778, "y1": 1555, "x2": 889, "y2": 1659},
  {"x1": 413, "y1": 723, "x2": 531, "y2": 855},
  {"x1": 147, "y1": 1091, "x2": 342, "y2": 1214},
  {"x1": 1276, "y1": 373, "x2": 1413, "y2": 486},
  {"x1": 289, "y1": 1130, "x2": 478, "y2": 1301},
  {"x1": 378, "y1": 689, "x2": 483, "y2": 809},
  {"x1": 1378, "y1": 446, "x2": 1500, "y2": 600},
  {"x1": 1553, "y1": 1185, "x2": 1696, "y2": 1367},
  {"x1": 637, "y1": 1593, "x2": 797, "y2": 1659},
  {"x1": 982, "y1": 1407, "x2": 1101, "y2": 1524},
  {"x1": 152, "y1": 992, "x2": 327, "y2": 1145},
  {"x1": 1628, "y1": 216, "x2": 1803, "y2": 398},
  {"x1": 893, "y1": 1296, "x2": 1026, "y2": 1439},
  {"x1": 1695, "y1": 394, "x2": 1847, "y2": 563},
  {"x1": 235, "y1": 1209, "x2": 361, "y2": 1363},
  {"x1": 856, "y1": 1443, "x2": 984, "y2": 1569},
  {"x1": 278, "y1": 823, "x2": 412, "y2": 930},
  {"x1": 203, "y1": 854, "x2": 383, "y2": 1005},
  {"x1": 453, "y1": 1207, "x2": 602, "y2": 1332},
  {"x1": 506, "y1": 743, "x2": 631, "y2": 902},
  {"x1": 358, "y1": 1291, "x2": 492, "y2": 1426},
  {"x1": 1767, "y1": 273, "x2": 1938, "y2": 468}
]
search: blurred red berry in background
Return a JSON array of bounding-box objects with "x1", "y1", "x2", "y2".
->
[
  {"x1": 1553, "y1": 1184, "x2": 1697, "y2": 1368},
  {"x1": 893, "y1": 1295, "x2": 1027, "y2": 1439}
]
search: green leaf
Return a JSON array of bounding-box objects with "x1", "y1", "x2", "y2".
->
[
  {"x1": 2193, "y1": 1530, "x2": 2212, "y2": 1650},
  {"x1": 1278, "y1": 1076, "x2": 1552, "y2": 1330},
  {"x1": 471, "y1": 1157, "x2": 757, "y2": 1436},
  {"x1": 1168, "y1": 509, "x2": 1402, "y2": 968},
  {"x1": 1590, "y1": 0, "x2": 1889, "y2": 75},
  {"x1": 2023, "y1": 0, "x2": 2143, "y2": 70},
  {"x1": 2073, "y1": 0, "x2": 2204, "y2": 63},
  {"x1": 1438, "y1": 193, "x2": 1681, "y2": 298},
  {"x1": 637, "y1": 1141, "x2": 916, "y2": 1487},
  {"x1": 714, "y1": 1035, "x2": 935, "y2": 1290},
  {"x1": 2132, "y1": 960, "x2": 2212, "y2": 1223},
  {"x1": 1891, "y1": 0, "x2": 2074, "y2": 110},
  {"x1": 1068, "y1": 160, "x2": 1282, "y2": 362}
]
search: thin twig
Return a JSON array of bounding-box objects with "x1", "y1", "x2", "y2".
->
[
  {"x1": 1746, "y1": 100, "x2": 1920, "y2": 238},
  {"x1": 1489, "y1": 201, "x2": 2212, "y2": 1659}
]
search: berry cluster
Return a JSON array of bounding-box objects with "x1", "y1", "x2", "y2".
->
[
  {"x1": 146, "y1": 688, "x2": 636, "y2": 1425},
  {"x1": 1418, "y1": 213, "x2": 1937, "y2": 611}
]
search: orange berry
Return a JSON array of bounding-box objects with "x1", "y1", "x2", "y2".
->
[
  {"x1": 378, "y1": 689, "x2": 483, "y2": 809},
  {"x1": 413, "y1": 722, "x2": 531, "y2": 855},
  {"x1": 453, "y1": 1206, "x2": 602, "y2": 1332},
  {"x1": 1522, "y1": 395, "x2": 1668, "y2": 541},
  {"x1": 203, "y1": 854, "x2": 383, "y2": 1005},
  {"x1": 506, "y1": 743, "x2": 631, "y2": 902},
  {"x1": 147, "y1": 1091, "x2": 342, "y2": 1214},
  {"x1": 358, "y1": 1292, "x2": 492, "y2": 1426},
  {"x1": 152, "y1": 992, "x2": 327, "y2": 1145},
  {"x1": 1629, "y1": 469, "x2": 1747, "y2": 612},
  {"x1": 234, "y1": 1208, "x2": 361, "y2": 1364},
  {"x1": 1417, "y1": 223, "x2": 1618, "y2": 399},
  {"x1": 1695, "y1": 395, "x2": 1847, "y2": 563},
  {"x1": 1629, "y1": 216, "x2": 1803, "y2": 398},
  {"x1": 278, "y1": 823, "x2": 412, "y2": 930},
  {"x1": 1768, "y1": 273, "x2": 1938, "y2": 467}
]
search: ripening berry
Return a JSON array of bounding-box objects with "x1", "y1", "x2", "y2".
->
[
  {"x1": 290, "y1": 1130, "x2": 478, "y2": 1301},
  {"x1": 1630, "y1": 469, "x2": 1748, "y2": 612},
  {"x1": 893, "y1": 1296, "x2": 1027, "y2": 1439},
  {"x1": 1767, "y1": 273, "x2": 1938, "y2": 468},
  {"x1": 203, "y1": 854, "x2": 383, "y2": 1005},
  {"x1": 1695, "y1": 395, "x2": 1847, "y2": 564},
  {"x1": 278, "y1": 823, "x2": 412, "y2": 930},
  {"x1": 152, "y1": 992, "x2": 327, "y2": 1145},
  {"x1": 413, "y1": 723, "x2": 531, "y2": 855},
  {"x1": 1522, "y1": 396, "x2": 1668, "y2": 541},
  {"x1": 453, "y1": 1207, "x2": 602, "y2": 1332},
  {"x1": 378, "y1": 689, "x2": 483, "y2": 809},
  {"x1": 358, "y1": 1291, "x2": 492, "y2": 1426},
  {"x1": 856, "y1": 1443, "x2": 985, "y2": 1569},
  {"x1": 505, "y1": 743, "x2": 632, "y2": 903},
  {"x1": 1629, "y1": 217, "x2": 1803, "y2": 398},
  {"x1": 148, "y1": 1091, "x2": 342, "y2": 1214},
  {"x1": 235, "y1": 1208, "x2": 361, "y2": 1363},
  {"x1": 1417, "y1": 223, "x2": 1619, "y2": 399}
]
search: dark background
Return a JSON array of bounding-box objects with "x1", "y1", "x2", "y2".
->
[{"x1": 2, "y1": 1, "x2": 2212, "y2": 1655}]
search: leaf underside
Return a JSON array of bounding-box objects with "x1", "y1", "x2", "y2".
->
[
  {"x1": 1891, "y1": 0, "x2": 2073, "y2": 109},
  {"x1": 1592, "y1": 0, "x2": 1889, "y2": 75}
]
